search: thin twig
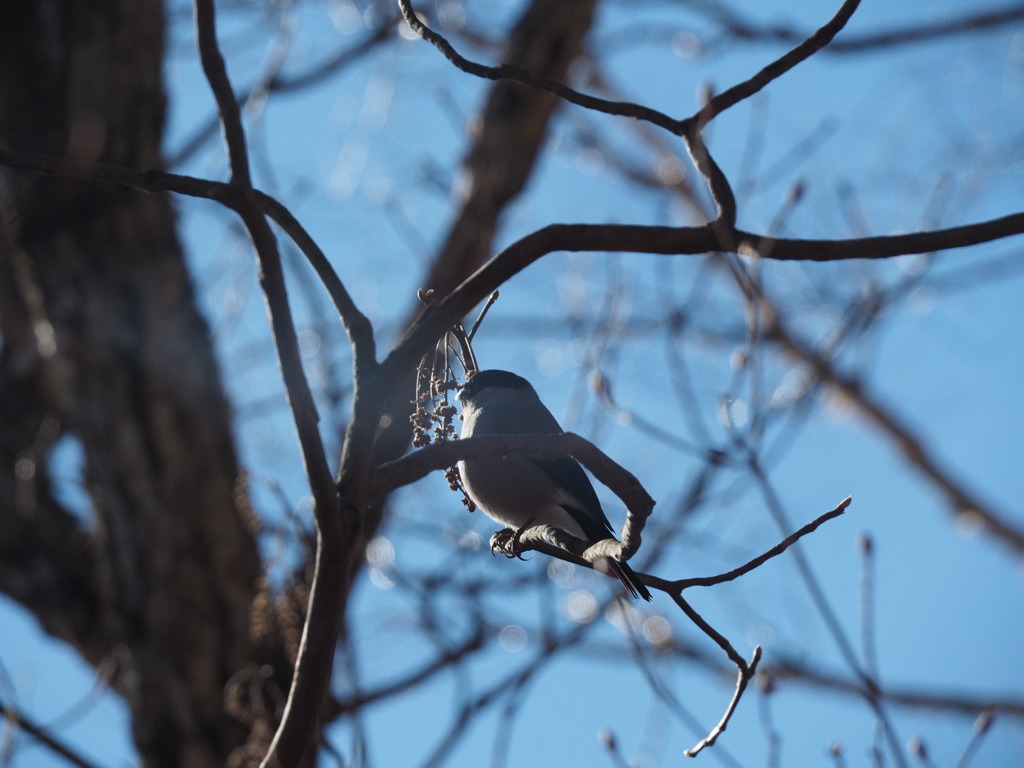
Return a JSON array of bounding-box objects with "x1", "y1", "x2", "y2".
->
[
  {"x1": 259, "y1": 195, "x2": 376, "y2": 365},
  {"x1": 398, "y1": 0, "x2": 863, "y2": 138},
  {"x1": 685, "y1": 646, "x2": 763, "y2": 757},
  {"x1": 698, "y1": 0, "x2": 862, "y2": 123},
  {"x1": 954, "y1": 709, "x2": 996, "y2": 768},
  {"x1": 397, "y1": 0, "x2": 684, "y2": 134},
  {"x1": 467, "y1": 290, "x2": 499, "y2": 344},
  {"x1": 750, "y1": 462, "x2": 908, "y2": 768},
  {"x1": 0, "y1": 701, "x2": 102, "y2": 768},
  {"x1": 672, "y1": 593, "x2": 748, "y2": 668},
  {"x1": 672, "y1": 497, "x2": 852, "y2": 588},
  {"x1": 706, "y1": 4, "x2": 1024, "y2": 55},
  {"x1": 169, "y1": 18, "x2": 397, "y2": 166},
  {"x1": 859, "y1": 533, "x2": 879, "y2": 679},
  {"x1": 398, "y1": 0, "x2": 862, "y2": 229}
]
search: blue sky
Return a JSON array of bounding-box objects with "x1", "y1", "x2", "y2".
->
[{"x1": 2, "y1": 1, "x2": 1023, "y2": 766}]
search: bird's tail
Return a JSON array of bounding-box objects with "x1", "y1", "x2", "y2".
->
[{"x1": 603, "y1": 558, "x2": 652, "y2": 601}]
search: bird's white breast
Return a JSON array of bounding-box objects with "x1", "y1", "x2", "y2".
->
[{"x1": 459, "y1": 394, "x2": 588, "y2": 541}]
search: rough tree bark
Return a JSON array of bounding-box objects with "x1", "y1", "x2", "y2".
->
[{"x1": 0, "y1": 3, "x2": 294, "y2": 767}]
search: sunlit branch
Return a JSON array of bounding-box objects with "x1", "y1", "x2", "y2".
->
[
  {"x1": 683, "y1": 117, "x2": 737, "y2": 228},
  {"x1": 673, "y1": 593, "x2": 749, "y2": 669},
  {"x1": 685, "y1": 646, "x2": 763, "y2": 758}
]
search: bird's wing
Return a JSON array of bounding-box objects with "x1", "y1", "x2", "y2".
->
[
  {"x1": 531, "y1": 457, "x2": 650, "y2": 600},
  {"x1": 529, "y1": 457, "x2": 614, "y2": 542}
]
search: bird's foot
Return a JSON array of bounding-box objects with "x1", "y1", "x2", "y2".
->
[{"x1": 490, "y1": 518, "x2": 535, "y2": 559}]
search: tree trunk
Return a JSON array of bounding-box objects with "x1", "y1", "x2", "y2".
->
[{"x1": 0, "y1": 2, "x2": 294, "y2": 766}]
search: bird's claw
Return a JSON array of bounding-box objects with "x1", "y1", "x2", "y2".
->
[
  {"x1": 490, "y1": 519, "x2": 535, "y2": 559},
  {"x1": 489, "y1": 529, "x2": 517, "y2": 558}
]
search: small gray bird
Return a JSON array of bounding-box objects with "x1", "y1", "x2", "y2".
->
[{"x1": 457, "y1": 369, "x2": 652, "y2": 601}]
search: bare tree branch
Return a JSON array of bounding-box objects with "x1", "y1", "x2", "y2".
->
[
  {"x1": 698, "y1": 0, "x2": 861, "y2": 122},
  {"x1": 685, "y1": 646, "x2": 763, "y2": 758},
  {"x1": 380, "y1": 213, "x2": 1024, "y2": 401},
  {"x1": 397, "y1": 0, "x2": 861, "y2": 224},
  {"x1": 193, "y1": 2, "x2": 351, "y2": 765},
  {"x1": 0, "y1": 152, "x2": 374, "y2": 362},
  {"x1": 763, "y1": 661, "x2": 1024, "y2": 719},
  {"x1": 727, "y1": 242, "x2": 1024, "y2": 554},
  {"x1": 327, "y1": 629, "x2": 487, "y2": 716},
  {"x1": 0, "y1": 700, "x2": 102, "y2": 768},
  {"x1": 397, "y1": 0, "x2": 682, "y2": 133},
  {"x1": 704, "y1": 2, "x2": 1024, "y2": 54},
  {"x1": 169, "y1": 17, "x2": 399, "y2": 166},
  {"x1": 0, "y1": 2, "x2": 1019, "y2": 761},
  {"x1": 398, "y1": 0, "x2": 863, "y2": 139},
  {"x1": 2, "y1": 145, "x2": 1021, "y2": 356},
  {"x1": 672, "y1": 496, "x2": 853, "y2": 589},
  {"x1": 772, "y1": 322, "x2": 1024, "y2": 553}
]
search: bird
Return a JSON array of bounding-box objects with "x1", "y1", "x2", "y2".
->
[{"x1": 456, "y1": 369, "x2": 652, "y2": 601}]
